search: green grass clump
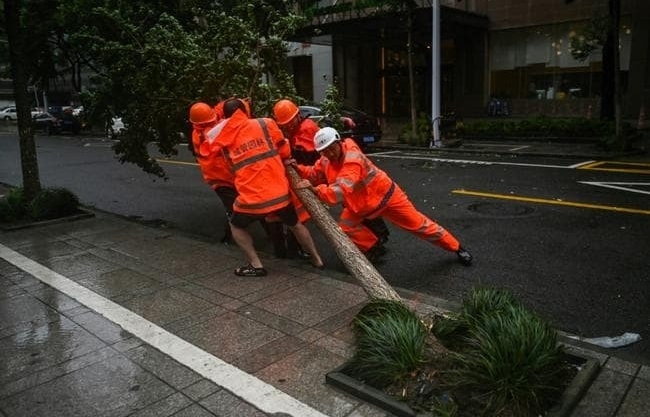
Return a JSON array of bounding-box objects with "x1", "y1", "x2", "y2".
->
[
  {"x1": 346, "y1": 299, "x2": 428, "y2": 387},
  {"x1": 1, "y1": 186, "x2": 80, "y2": 222},
  {"x1": 28, "y1": 188, "x2": 80, "y2": 220},
  {"x1": 433, "y1": 288, "x2": 570, "y2": 415},
  {"x1": 0, "y1": 187, "x2": 28, "y2": 222}
]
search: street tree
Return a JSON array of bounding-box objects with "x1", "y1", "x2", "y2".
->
[
  {"x1": 567, "y1": 0, "x2": 623, "y2": 143},
  {"x1": 60, "y1": 0, "x2": 304, "y2": 178},
  {"x1": 1, "y1": 0, "x2": 66, "y2": 200}
]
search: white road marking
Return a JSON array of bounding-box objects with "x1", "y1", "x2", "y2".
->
[
  {"x1": 371, "y1": 152, "x2": 576, "y2": 168},
  {"x1": 0, "y1": 244, "x2": 328, "y2": 417},
  {"x1": 579, "y1": 181, "x2": 650, "y2": 196}
]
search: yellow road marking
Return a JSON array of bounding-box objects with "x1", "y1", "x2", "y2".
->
[
  {"x1": 453, "y1": 190, "x2": 650, "y2": 215},
  {"x1": 577, "y1": 161, "x2": 650, "y2": 175}
]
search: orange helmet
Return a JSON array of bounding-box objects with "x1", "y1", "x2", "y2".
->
[
  {"x1": 273, "y1": 99, "x2": 299, "y2": 125},
  {"x1": 189, "y1": 102, "x2": 216, "y2": 124}
]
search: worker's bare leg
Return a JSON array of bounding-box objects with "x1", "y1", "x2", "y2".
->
[
  {"x1": 288, "y1": 222, "x2": 323, "y2": 268},
  {"x1": 230, "y1": 223, "x2": 263, "y2": 268}
]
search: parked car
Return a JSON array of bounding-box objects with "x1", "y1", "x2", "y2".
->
[
  {"x1": 58, "y1": 109, "x2": 81, "y2": 134},
  {"x1": 1, "y1": 107, "x2": 42, "y2": 120},
  {"x1": 32, "y1": 112, "x2": 61, "y2": 135},
  {"x1": 32, "y1": 111, "x2": 82, "y2": 135},
  {"x1": 0, "y1": 107, "x2": 18, "y2": 121},
  {"x1": 299, "y1": 104, "x2": 382, "y2": 149}
]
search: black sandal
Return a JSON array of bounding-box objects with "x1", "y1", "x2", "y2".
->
[{"x1": 234, "y1": 264, "x2": 268, "y2": 277}]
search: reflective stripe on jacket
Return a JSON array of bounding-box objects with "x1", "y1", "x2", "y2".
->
[
  {"x1": 205, "y1": 109, "x2": 291, "y2": 215},
  {"x1": 296, "y1": 138, "x2": 393, "y2": 217}
]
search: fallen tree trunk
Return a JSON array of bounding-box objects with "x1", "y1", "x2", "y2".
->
[{"x1": 286, "y1": 165, "x2": 400, "y2": 301}]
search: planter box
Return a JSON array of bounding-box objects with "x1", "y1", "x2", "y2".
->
[{"x1": 326, "y1": 351, "x2": 600, "y2": 417}]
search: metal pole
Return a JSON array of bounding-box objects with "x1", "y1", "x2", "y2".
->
[{"x1": 430, "y1": 0, "x2": 441, "y2": 148}]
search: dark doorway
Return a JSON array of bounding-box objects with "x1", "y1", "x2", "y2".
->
[{"x1": 291, "y1": 55, "x2": 313, "y2": 101}]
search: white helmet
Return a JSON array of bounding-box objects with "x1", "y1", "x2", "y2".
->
[{"x1": 314, "y1": 127, "x2": 341, "y2": 151}]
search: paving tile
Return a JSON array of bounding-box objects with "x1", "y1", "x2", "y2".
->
[
  {"x1": 638, "y1": 365, "x2": 650, "y2": 381},
  {"x1": 164, "y1": 305, "x2": 227, "y2": 334},
  {"x1": 76, "y1": 267, "x2": 162, "y2": 299},
  {"x1": 255, "y1": 344, "x2": 357, "y2": 417},
  {"x1": 171, "y1": 403, "x2": 218, "y2": 417},
  {"x1": 174, "y1": 310, "x2": 284, "y2": 362},
  {"x1": 238, "y1": 273, "x2": 315, "y2": 304},
  {"x1": 0, "y1": 345, "x2": 119, "y2": 399},
  {"x1": 28, "y1": 285, "x2": 84, "y2": 312},
  {"x1": 119, "y1": 287, "x2": 217, "y2": 326},
  {"x1": 70, "y1": 309, "x2": 132, "y2": 344},
  {"x1": 233, "y1": 335, "x2": 308, "y2": 373},
  {"x1": 235, "y1": 304, "x2": 308, "y2": 336},
  {"x1": 181, "y1": 379, "x2": 221, "y2": 402},
  {"x1": 0, "y1": 292, "x2": 59, "y2": 331},
  {"x1": 176, "y1": 281, "x2": 241, "y2": 308},
  {"x1": 128, "y1": 392, "x2": 193, "y2": 417},
  {"x1": 312, "y1": 333, "x2": 355, "y2": 359},
  {"x1": 43, "y1": 251, "x2": 121, "y2": 277},
  {"x1": 0, "y1": 315, "x2": 107, "y2": 386},
  {"x1": 254, "y1": 280, "x2": 366, "y2": 327},
  {"x1": 571, "y1": 367, "x2": 633, "y2": 417},
  {"x1": 124, "y1": 344, "x2": 203, "y2": 390},
  {"x1": 0, "y1": 350, "x2": 175, "y2": 417},
  {"x1": 11, "y1": 239, "x2": 85, "y2": 262},
  {"x1": 191, "y1": 269, "x2": 300, "y2": 300},
  {"x1": 604, "y1": 356, "x2": 641, "y2": 376},
  {"x1": 199, "y1": 389, "x2": 267, "y2": 417},
  {"x1": 616, "y1": 377, "x2": 650, "y2": 417}
]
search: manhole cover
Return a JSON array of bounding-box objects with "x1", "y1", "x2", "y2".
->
[{"x1": 468, "y1": 202, "x2": 534, "y2": 217}]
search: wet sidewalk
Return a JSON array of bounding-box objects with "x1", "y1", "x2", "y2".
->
[{"x1": 1, "y1": 209, "x2": 649, "y2": 416}]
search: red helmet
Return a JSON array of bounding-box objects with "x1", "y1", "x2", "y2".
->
[
  {"x1": 189, "y1": 102, "x2": 216, "y2": 124},
  {"x1": 273, "y1": 99, "x2": 299, "y2": 125}
]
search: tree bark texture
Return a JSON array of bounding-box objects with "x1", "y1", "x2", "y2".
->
[
  {"x1": 4, "y1": 0, "x2": 42, "y2": 199},
  {"x1": 286, "y1": 166, "x2": 401, "y2": 302}
]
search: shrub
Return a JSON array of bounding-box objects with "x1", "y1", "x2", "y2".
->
[
  {"x1": 462, "y1": 116, "x2": 616, "y2": 140},
  {"x1": 28, "y1": 188, "x2": 80, "y2": 220},
  {"x1": 0, "y1": 186, "x2": 80, "y2": 223},
  {"x1": 0, "y1": 187, "x2": 28, "y2": 222},
  {"x1": 346, "y1": 299, "x2": 428, "y2": 387},
  {"x1": 433, "y1": 288, "x2": 570, "y2": 416}
]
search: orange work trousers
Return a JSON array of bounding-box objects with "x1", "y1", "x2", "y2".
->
[{"x1": 338, "y1": 184, "x2": 460, "y2": 253}]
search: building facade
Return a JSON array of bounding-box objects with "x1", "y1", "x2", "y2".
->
[{"x1": 290, "y1": 0, "x2": 649, "y2": 124}]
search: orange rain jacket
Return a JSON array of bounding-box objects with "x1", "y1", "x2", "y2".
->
[
  {"x1": 296, "y1": 138, "x2": 461, "y2": 252},
  {"x1": 296, "y1": 138, "x2": 393, "y2": 217},
  {"x1": 191, "y1": 121, "x2": 234, "y2": 190},
  {"x1": 202, "y1": 109, "x2": 292, "y2": 215}
]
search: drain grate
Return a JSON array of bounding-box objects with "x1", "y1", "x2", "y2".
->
[{"x1": 468, "y1": 202, "x2": 534, "y2": 217}]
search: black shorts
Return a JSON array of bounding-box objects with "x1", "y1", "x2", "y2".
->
[
  {"x1": 230, "y1": 203, "x2": 298, "y2": 229},
  {"x1": 214, "y1": 186, "x2": 237, "y2": 216}
]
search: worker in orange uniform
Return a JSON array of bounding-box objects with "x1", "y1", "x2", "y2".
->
[
  {"x1": 201, "y1": 98, "x2": 324, "y2": 276},
  {"x1": 273, "y1": 99, "x2": 391, "y2": 255},
  {"x1": 293, "y1": 127, "x2": 473, "y2": 265},
  {"x1": 188, "y1": 101, "x2": 237, "y2": 244}
]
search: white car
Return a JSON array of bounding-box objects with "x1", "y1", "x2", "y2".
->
[
  {"x1": 0, "y1": 107, "x2": 18, "y2": 121},
  {"x1": 1, "y1": 107, "x2": 44, "y2": 120}
]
